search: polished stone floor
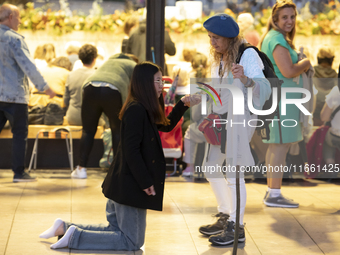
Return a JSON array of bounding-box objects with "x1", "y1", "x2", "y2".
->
[{"x1": 1, "y1": 169, "x2": 340, "y2": 255}]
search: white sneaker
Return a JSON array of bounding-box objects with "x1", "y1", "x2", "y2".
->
[
  {"x1": 71, "y1": 166, "x2": 87, "y2": 179},
  {"x1": 182, "y1": 167, "x2": 193, "y2": 177}
]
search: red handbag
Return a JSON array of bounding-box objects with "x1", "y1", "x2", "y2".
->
[{"x1": 198, "y1": 113, "x2": 224, "y2": 146}]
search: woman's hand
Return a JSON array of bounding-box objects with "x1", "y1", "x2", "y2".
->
[
  {"x1": 301, "y1": 58, "x2": 311, "y2": 72},
  {"x1": 231, "y1": 63, "x2": 248, "y2": 84},
  {"x1": 143, "y1": 185, "x2": 156, "y2": 196}
]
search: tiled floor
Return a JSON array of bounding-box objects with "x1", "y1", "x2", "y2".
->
[{"x1": 1, "y1": 169, "x2": 340, "y2": 255}]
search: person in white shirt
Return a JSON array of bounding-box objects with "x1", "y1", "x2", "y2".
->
[{"x1": 320, "y1": 86, "x2": 340, "y2": 167}]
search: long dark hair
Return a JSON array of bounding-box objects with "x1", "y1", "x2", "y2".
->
[{"x1": 119, "y1": 61, "x2": 170, "y2": 125}]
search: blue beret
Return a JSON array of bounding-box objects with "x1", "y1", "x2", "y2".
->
[{"x1": 203, "y1": 14, "x2": 239, "y2": 38}]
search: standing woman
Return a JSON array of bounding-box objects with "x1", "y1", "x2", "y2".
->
[
  {"x1": 39, "y1": 62, "x2": 197, "y2": 250},
  {"x1": 260, "y1": 0, "x2": 311, "y2": 207},
  {"x1": 198, "y1": 14, "x2": 271, "y2": 245}
]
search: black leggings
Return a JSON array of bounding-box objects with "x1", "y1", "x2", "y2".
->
[{"x1": 79, "y1": 86, "x2": 122, "y2": 167}]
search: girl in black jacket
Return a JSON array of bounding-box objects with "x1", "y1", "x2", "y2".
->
[{"x1": 39, "y1": 62, "x2": 199, "y2": 250}]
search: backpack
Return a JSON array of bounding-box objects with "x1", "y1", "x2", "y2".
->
[
  {"x1": 99, "y1": 129, "x2": 114, "y2": 169},
  {"x1": 44, "y1": 102, "x2": 64, "y2": 125},
  {"x1": 28, "y1": 105, "x2": 46, "y2": 125},
  {"x1": 236, "y1": 43, "x2": 284, "y2": 142}
]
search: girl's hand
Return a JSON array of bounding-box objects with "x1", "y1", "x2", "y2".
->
[
  {"x1": 190, "y1": 94, "x2": 201, "y2": 106},
  {"x1": 181, "y1": 94, "x2": 201, "y2": 107},
  {"x1": 231, "y1": 63, "x2": 247, "y2": 84},
  {"x1": 144, "y1": 185, "x2": 156, "y2": 196},
  {"x1": 181, "y1": 95, "x2": 191, "y2": 107}
]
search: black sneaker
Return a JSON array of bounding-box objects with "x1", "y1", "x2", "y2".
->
[
  {"x1": 209, "y1": 221, "x2": 246, "y2": 246},
  {"x1": 199, "y1": 212, "x2": 229, "y2": 236},
  {"x1": 13, "y1": 172, "x2": 37, "y2": 183}
]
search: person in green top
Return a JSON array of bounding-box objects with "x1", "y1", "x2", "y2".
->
[
  {"x1": 259, "y1": 0, "x2": 311, "y2": 208},
  {"x1": 71, "y1": 53, "x2": 138, "y2": 179}
]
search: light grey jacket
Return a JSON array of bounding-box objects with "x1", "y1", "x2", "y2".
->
[{"x1": 0, "y1": 24, "x2": 48, "y2": 104}]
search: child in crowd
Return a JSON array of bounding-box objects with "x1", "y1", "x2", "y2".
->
[
  {"x1": 172, "y1": 66, "x2": 191, "y2": 135},
  {"x1": 313, "y1": 46, "x2": 338, "y2": 126},
  {"x1": 181, "y1": 52, "x2": 209, "y2": 177}
]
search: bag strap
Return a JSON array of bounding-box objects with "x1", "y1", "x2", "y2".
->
[
  {"x1": 220, "y1": 112, "x2": 228, "y2": 154},
  {"x1": 326, "y1": 105, "x2": 340, "y2": 127},
  {"x1": 236, "y1": 43, "x2": 250, "y2": 64},
  {"x1": 338, "y1": 64, "x2": 340, "y2": 90},
  {"x1": 107, "y1": 147, "x2": 113, "y2": 165},
  {"x1": 206, "y1": 144, "x2": 210, "y2": 162},
  {"x1": 236, "y1": 43, "x2": 258, "y2": 64},
  {"x1": 330, "y1": 105, "x2": 340, "y2": 121}
]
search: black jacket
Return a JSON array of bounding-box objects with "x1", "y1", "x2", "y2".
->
[{"x1": 102, "y1": 100, "x2": 188, "y2": 211}]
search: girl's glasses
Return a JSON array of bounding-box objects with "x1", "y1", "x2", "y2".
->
[{"x1": 154, "y1": 80, "x2": 165, "y2": 86}]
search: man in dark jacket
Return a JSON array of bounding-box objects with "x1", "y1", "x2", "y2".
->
[{"x1": 126, "y1": 20, "x2": 176, "y2": 75}]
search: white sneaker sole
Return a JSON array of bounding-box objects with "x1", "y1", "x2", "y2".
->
[
  {"x1": 264, "y1": 202, "x2": 299, "y2": 208},
  {"x1": 71, "y1": 172, "x2": 87, "y2": 179},
  {"x1": 182, "y1": 173, "x2": 193, "y2": 177},
  {"x1": 13, "y1": 179, "x2": 37, "y2": 183},
  {"x1": 71, "y1": 175, "x2": 87, "y2": 179}
]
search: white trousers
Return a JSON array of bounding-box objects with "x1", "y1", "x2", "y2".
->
[{"x1": 202, "y1": 144, "x2": 247, "y2": 224}]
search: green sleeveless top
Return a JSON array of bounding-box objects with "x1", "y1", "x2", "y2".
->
[{"x1": 261, "y1": 29, "x2": 303, "y2": 144}]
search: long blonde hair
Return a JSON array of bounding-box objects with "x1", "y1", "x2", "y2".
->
[
  {"x1": 259, "y1": 0, "x2": 297, "y2": 50},
  {"x1": 43, "y1": 43, "x2": 56, "y2": 63},
  {"x1": 210, "y1": 35, "x2": 244, "y2": 74}
]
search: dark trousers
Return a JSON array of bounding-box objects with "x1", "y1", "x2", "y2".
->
[
  {"x1": 79, "y1": 86, "x2": 122, "y2": 167},
  {"x1": 0, "y1": 102, "x2": 28, "y2": 175}
]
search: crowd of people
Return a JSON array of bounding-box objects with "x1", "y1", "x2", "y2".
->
[
  {"x1": 204, "y1": 0, "x2": 333, "y2": 16},
  {"x1": 0, "y1": 0, "x2": 340, "y2": 251}
]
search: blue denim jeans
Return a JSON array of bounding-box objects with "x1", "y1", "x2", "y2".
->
[
  {"x1": 0, "y1": 102, "x2": 28, "y2": 175},
  {"x1": 65, "y1": 199, "x2": 146, "y2": 250}
]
